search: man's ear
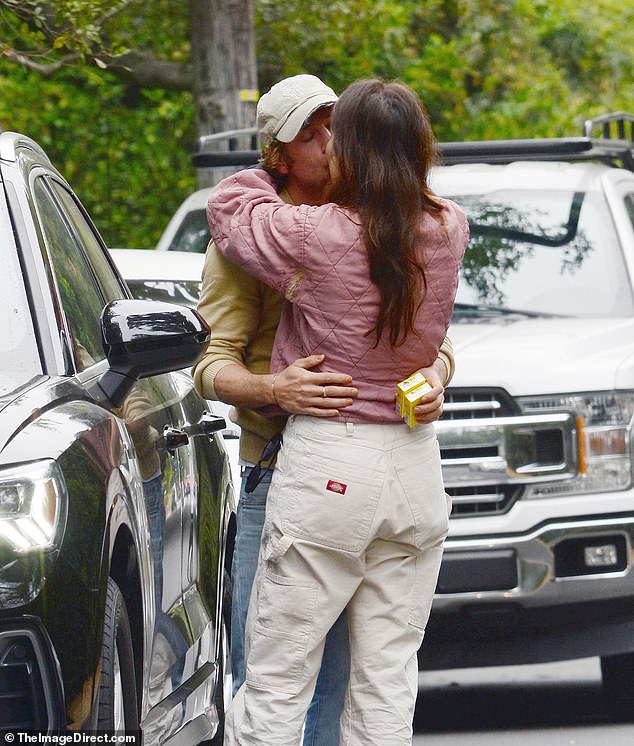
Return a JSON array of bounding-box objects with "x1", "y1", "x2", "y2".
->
[{"x1": 277, "y1": 157, "x2": 290, "y2": 175}]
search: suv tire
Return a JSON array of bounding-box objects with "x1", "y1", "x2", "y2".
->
[{"x1": 97, "y1": 577, "x2": 139, "y2": 731}]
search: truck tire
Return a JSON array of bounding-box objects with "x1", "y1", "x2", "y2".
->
[
  {"x1": 97, "y1": 577, "x2": 139, "y2": 731},
  {"x1": 601, "y1": 652, "x2": 634, "y2": 722}
]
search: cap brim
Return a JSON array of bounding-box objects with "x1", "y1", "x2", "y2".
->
[{"x1": 275, "y1": 93, "x2": 338, "y2": 143}]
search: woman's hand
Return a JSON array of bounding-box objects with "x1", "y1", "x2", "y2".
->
[{"x1": 413, "y1": 361, "x2": 446, "y2": 424}]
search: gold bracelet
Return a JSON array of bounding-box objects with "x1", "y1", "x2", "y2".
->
[{"x1": 271, "y1": 373, "x2": 280, "y2": 405}]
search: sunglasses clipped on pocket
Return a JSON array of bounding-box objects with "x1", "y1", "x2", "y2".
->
[{"x1": 244, "y1": 433, "x2": 282, "y2": 493}]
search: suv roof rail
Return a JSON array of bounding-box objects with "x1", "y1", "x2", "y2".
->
[{"x1": 191, "y1": 112, "x2": 634, "y2": 172}]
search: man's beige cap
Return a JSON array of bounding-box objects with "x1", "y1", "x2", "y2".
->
[{"x1": 257, "y1": 74, "x2": 338, "y2": 145}]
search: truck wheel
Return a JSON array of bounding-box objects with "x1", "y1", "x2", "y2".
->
[
  {"x1": 97, "y1": 577, "x2": 139, "y2": 731},
  {"x1": 601, "y1": 652, "x2": 634, "y2": 722}
]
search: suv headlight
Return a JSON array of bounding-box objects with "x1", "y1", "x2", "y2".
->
[
  {"x1": 0, "y1": 460, "x2": 67, "y2": 552},
  {"x1": 519, "y1": 392, "x2": 634, "y2": 497}
]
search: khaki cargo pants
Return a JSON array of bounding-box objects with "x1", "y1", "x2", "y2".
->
[{"x1": 224, "y1": 415, "x2": 450, "y2": 746}]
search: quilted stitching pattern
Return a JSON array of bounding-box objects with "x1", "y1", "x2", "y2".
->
[{"x1": 208, "y1": 169, "x2": 468, "y2": 422}]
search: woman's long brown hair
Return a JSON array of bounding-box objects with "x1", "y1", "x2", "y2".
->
[{"x1": 326, "y1": 79, "x2": 443, "y2": 347}]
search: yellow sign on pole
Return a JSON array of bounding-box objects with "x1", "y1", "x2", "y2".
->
[{"x1": 240, "y1": 89, "x2": 260, "y2": 102}]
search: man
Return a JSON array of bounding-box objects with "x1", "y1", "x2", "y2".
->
[{"x1": 193, "y1": 74, "x2": 454, "y2": 745}]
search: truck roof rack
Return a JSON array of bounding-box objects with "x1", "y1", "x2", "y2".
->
[
  {"x1": 192, "y1": 127, "x2": 260, "y2": 169},
  {"x1": 191, "y1": 112, "x2": 634, "y2": 172}
]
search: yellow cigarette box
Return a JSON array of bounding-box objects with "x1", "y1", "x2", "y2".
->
[
  {"x1": 396, "y1": 371, "x2": 427, "y2": 418},
  {"x1": 403, "y1": 380, "x2": 432, "y2": 427},
  {"x1": 396, "y1": 373, "x2": 432, "y2": 427}
]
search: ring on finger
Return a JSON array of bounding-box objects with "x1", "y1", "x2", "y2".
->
[{"x1": 321, "y1": 386, "x2": 327, "y2": 398}]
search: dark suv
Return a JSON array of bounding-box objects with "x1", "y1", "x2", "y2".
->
[{"x1": 0, "y1": 131, "x2": 235, "y2": 742}]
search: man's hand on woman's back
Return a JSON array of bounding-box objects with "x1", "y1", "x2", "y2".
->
[{"x1": 274, "y1": 354, "x2": 357, "y2": 417}]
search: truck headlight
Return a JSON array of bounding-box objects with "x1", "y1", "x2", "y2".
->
[
  {"x1": 0, "y1": 460, "x2": 67, "y2": 552},
  {"x1": 519, "y1": 392, "x2": 634, "y2": 497}
]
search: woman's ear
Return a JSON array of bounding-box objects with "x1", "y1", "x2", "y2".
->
[{"x1": 277, "y1": 157, "x2": 290, "y2": 175}]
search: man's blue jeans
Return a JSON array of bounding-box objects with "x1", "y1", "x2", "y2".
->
[{"x1": 231, "y1": 467, "x2": 349, "y2": 745}]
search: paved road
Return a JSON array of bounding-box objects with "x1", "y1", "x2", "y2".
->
[{"x1": 413, "y1": 658, "x2": 634, "y2": 745}]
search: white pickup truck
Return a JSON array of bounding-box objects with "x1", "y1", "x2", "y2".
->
[
  {"x1": 164, "y1": 113, "x2": 634, "y2": 717},
  {"x1": 425, "y1": 117, "x2": 634, "y2": 717}
]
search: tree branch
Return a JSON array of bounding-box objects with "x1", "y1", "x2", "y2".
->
[
  {"x1": 3, "y1": 48, "x2": 75, "y2": 75},
  {"x1": 101, "y1": 49, "x2": 192, "y2": 91},
  {"x1": 3, "y1": 44, "x2": 190, "y2": 90}
]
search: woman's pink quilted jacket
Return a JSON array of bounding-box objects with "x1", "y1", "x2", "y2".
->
[{"x1": 207, "y1": 169, "x2": 468, "y2": 423}]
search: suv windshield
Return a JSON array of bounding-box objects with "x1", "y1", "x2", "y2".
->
[
  {"x1": 0, "y1": 234, "x2": 41, "y2": 392},
  {"x1": 453, "y1": 189, "x2": 633, "y2": 318}
]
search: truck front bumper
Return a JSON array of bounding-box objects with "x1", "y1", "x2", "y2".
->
[{"x1": 422, "y1": 513, "x2": 634, "y2": 669}]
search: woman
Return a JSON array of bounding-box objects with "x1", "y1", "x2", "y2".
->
[{"x1": 208, "y1": 79, "x2": 469, "y2": 746}]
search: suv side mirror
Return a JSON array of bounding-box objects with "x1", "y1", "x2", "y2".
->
[{"x1": 94, "y1": 299, "x2": 210, "y2": 407}]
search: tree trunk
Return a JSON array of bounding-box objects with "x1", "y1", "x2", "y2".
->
[{"x1": 189, "y1": 0, "x2": 258, "y2": 186}]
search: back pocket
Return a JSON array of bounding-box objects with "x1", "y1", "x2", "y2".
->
[{"x1": 281, "y1": 450, "x2": 382, "y2": 552}]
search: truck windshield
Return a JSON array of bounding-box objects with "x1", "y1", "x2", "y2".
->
[
  {"x1": 0, "y1": 234, "x2": 42, "y2": 394},
  {"x1": 126, "y1": 279, "x2": 201, "y2": 308},
  {"x1": 453, "y1": 189, "x2": 634, "y2": 318},
  {"x1": 168, "y1": 209, "x2": 209, "y2": 253}
]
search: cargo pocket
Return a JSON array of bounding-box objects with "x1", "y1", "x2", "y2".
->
[
  {"x1": 281, "y1": 450, "x2": 383, "y2": 552},
  {"x1": 407, "y1": 548, "x2": 443, "y2": 632},
  {"x1": 246, "y1": 569, "x2": 318, "y2": 695}
]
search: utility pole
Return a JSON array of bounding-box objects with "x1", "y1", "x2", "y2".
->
[{"x1": 189, "y1": 0, "x2": 259, "y2": 187}]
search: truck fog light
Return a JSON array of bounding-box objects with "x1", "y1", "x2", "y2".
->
[
  {"x1": 584, "y1": 544, "x2": 618, "y2": 567},
  {"x1": 554, "y1": 535, "x2": 626, "y2": 577}
]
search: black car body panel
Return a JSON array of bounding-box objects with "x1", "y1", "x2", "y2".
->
[{"x1": 0, "y1": 131, "x2": 235, "y2": 741}]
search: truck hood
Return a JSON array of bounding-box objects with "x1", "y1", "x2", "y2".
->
[{"x1": 448, "y1": 317, "x2": 634, "y2": 394}]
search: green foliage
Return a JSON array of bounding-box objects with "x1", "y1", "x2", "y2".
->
[
  {"x1": 256, "y1": 0, "x2": 634, "y2": 141},
  {"x1": 256, "y1": 0, "x2": 413, "y2": 92},
  {"x1": 1, "y1": 0, "x2": 633, "y2": 247},
  {"x1": 0, "y1": 0, "x2": 127, "y2": 57},
  {"x1": 0, "y1": 63, "x2": 196, "y2": 248},
  {"x1": 0, "y1": 0, "x2": 196, "y2": 248}
]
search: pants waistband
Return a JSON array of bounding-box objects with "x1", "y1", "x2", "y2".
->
[{"x1": 286, "y1": 415, "x2": 435, "y2": 450}]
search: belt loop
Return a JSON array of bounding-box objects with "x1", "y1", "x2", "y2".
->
[{"x1": 346, "y1": 422, "x2": 354, "y2": 437}]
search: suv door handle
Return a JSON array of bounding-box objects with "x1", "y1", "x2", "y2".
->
[
  {"x1": 186, "y1": 412, "x2": 227, "y2": 438},
  {"x1": 163, "y1": 426, "x2": 190, "y2": 452},
  {"x1": 164, "y1": 414, "x2": 226, "y2": 452}
]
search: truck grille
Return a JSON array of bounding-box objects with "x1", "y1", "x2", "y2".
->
[
  {"x1": 446, "y1": 484, "x2": 520, "y2": 516},
  {"x1": 438, "y1": 388, "x2": 578, "y2": 518},
  {"x1": 443, "y1": 388, "x2": 518, "y2": 420}
]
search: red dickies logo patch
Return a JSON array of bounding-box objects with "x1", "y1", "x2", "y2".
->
[{"x1": 326, "y1": 480, "x2": 347, "y2": 495}]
